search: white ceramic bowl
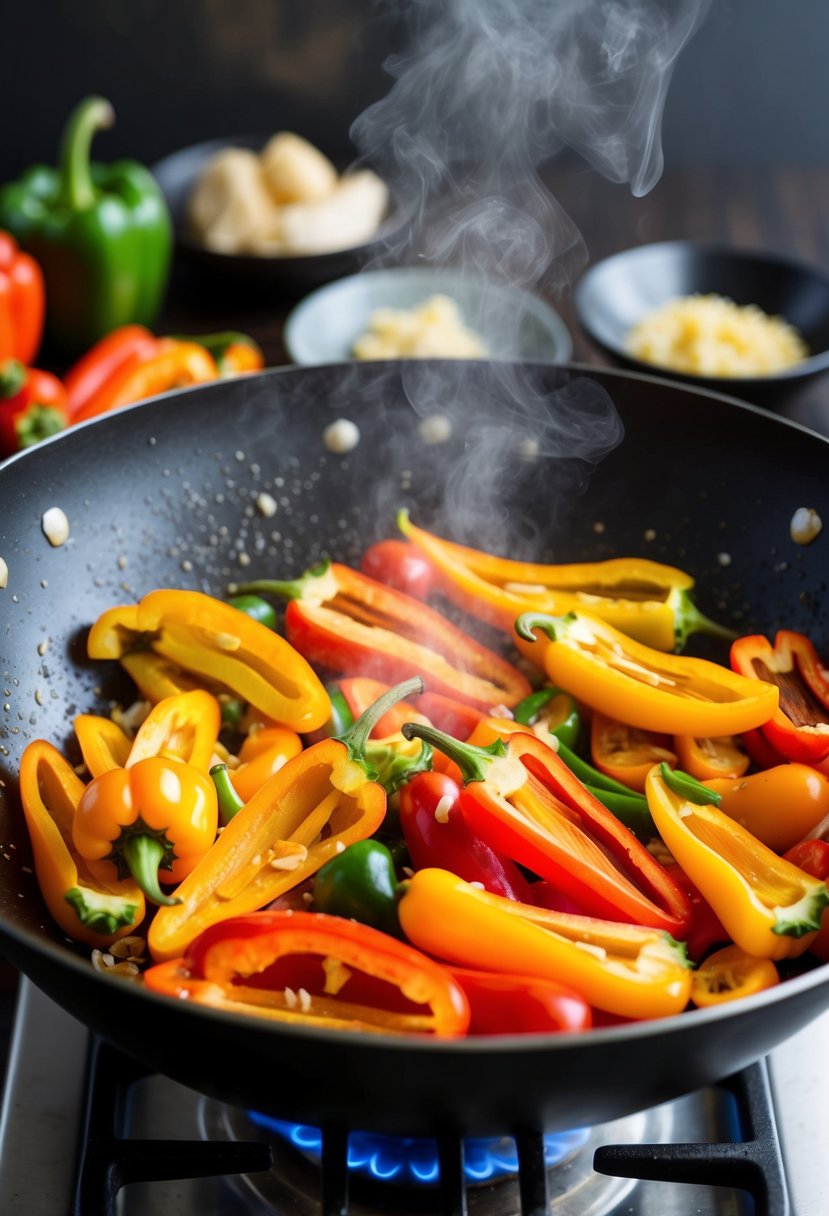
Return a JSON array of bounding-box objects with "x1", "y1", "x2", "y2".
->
[{"x1": 283, "y1": 267, "x2": 572, "y2": 365}]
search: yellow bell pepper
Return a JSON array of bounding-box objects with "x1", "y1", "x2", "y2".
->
[
  {"x1": 690, "y1": 944, "x2": 779, "y2": 1008},
  {"x1": 399, "y1": 511, "x2": 733, "y2": 651},
  {"x1": 125, "y1": 689, "x2": 220, "y2": 772},
  {"x1": 515, "y1": 611, "x2": 778, "y2": 736},
  {"x1": 87, "y1": 589, "x2": 330, "y2": 732},
  {"x1": 120, "y1": 650, "x2": 206, "y2": 702},
  {"x1": 645, "y1": 764, "x2": 829, "y2": 960},
  {"x1": 229, "y1": 725, "x2": 303, "y2": 802},
  {"x1": 18, "y1": 739, "x2": 145, "y2": 946},
  {"x1": 397, "y1": 867, "x2": 692, "y2": 1020},
  {"x1": 75, "y1": 714, "x2": 133, "y2": 776}
]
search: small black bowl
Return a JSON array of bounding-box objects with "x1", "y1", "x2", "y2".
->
[
  {"x1": 152, "y1": 134, "x2": 409, "y2": 299},
  {"x1": 573, "y1": 241, "x2": 829, "y2": 406}
]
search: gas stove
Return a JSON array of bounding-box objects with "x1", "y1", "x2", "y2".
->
[{"x1": 0, "y1": 977, "x2": 825, "y2": 1215}]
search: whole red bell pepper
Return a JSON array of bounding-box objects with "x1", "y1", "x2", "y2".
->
[
  {"x1": 144, "y1": 909, "x2": 471, "y2": 1037},
  {"x1": 399, "y1": 770, "x2": 535, "y2": 901},
  {"x1": 446, "y1": 966, "x2": 592, "y2": 1035},
  {"x1": 0, "y1": 230, "x2": 45, "y2": 365},
  {"x1": 401, "y1": 722, "x2": 692, "y2": 937},
  {"x1": 731, "y1": 631, "x2": 829, "y2": 764},
  {"x1": 236, "y1": 561, "x2": 532, "y2": 711},
  {"x1": 0, "y1": 359, "x2": 68, "y2": 457}
]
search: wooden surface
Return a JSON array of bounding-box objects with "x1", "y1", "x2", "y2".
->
[{"x1": 157, "y1": 164, "x2": 829, "y2": 438}]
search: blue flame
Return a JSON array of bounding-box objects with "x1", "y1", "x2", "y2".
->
[{"x1": 246, "y1": 1113, "x2": 590, "y2": 1185}]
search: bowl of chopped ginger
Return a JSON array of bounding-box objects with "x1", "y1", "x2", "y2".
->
[{"x1": 573, "y1": 241, "x2": 829, "y2": 405}]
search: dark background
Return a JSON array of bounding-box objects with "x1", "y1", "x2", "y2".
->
[{"x1": 2, "y1": 0, "x2": 828, "y2": 179}]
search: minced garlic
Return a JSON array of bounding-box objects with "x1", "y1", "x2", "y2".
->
[
  {"x1": 353, "y1": 295, "x2": 488, "y2": 361},
  {"x1": 41, "y1": 507, "x2": 70, "y2": 547}
]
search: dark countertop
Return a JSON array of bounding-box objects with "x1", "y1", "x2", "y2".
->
[{"x1": 3, "y1": 160, "x2": 829, "y2": 1073}]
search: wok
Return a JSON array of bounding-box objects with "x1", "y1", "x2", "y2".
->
[{"x1": 1, "y1": 359, "x2": 829, "y2": 1140}]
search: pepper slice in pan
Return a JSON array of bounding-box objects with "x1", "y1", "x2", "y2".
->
[
  {"x1": 87, "y1": 589, "x2": 330, "y2": 732},
  {"x1": 690, "y1": 945, "x2": 779, "y2": 1008},
  {"x1": 398, "y1": 512, "x2": 733, "y2": 651},
  {"x1": 401, "y1": 721, "x2": 691, "y2": 935},
  {"x1": 18, "y1": 739, "x2": 145, "y2": 945},
  {"x1": 144, "y1": 909, "x2": 470, "y2": 1037},
  {"x1": 515, "y1": 611, "x2": 778, "y2": 736},
  {"x1": 397, "y1": 868, "x2": 692, "y2": 1021},
  {"x1": 590, "y1": 711, "x2": 677, "y2": 793},
  {"x1": 446, "y1": 966, "x2": 592, "y2": 1035},
  {"x1": 730, "y1": 630, "x2": 829, "y2": 764},
  {"x1": 645, "y1": 764, "x2": 829, "y2": 960},
  {"x1": 147, "y1": 679, "x2": 421, "y2": 962},
  {"x1": 671, "y1": 733, "x2": 749, "y2": 782},
  {"x1": 236, "y1": 560, "x2": 531, "y2": 710}
]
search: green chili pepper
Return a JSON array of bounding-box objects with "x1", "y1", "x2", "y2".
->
[
  {"x1": 318, "y1": 682, "x2": 355, "y2": 739},
  {"x1": 312, "y1": 839, "x2": 401, "y2": 936},
  {"x1": 513, "y1": 685, "x2": 581, "y2": 750},
  {"x1": 584, "y1": 784, "x2": 655, "y2": 843},
  {"x1": 227, "y1": 594, "x2": 278, "y2": 631},
  {"x1": 219, "y1": 697, "x2": 246, "y2": 729},
  {"x1": 210, "y1": 762, "x2": 245, "y2": 825},
  {"x1": 659, "y1": 762, "x2": 722, "y2": 807},
  {"x1": 0, "y1": 95, "x2": 172, "y2": 354}
]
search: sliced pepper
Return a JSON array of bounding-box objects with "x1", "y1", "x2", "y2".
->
[
  {"x1": 18, "y1": 739, "x2": 145, "y2": 945},
  {"x1": 516, "y1": 611, "x2": 778, "y2": 737},
  {"x1": 147, "y1": 679, "x2": 421, "y2": 962},
  {"x1": 236, "y1": 560, "x2": 531, "y2": 710},
  {"x1": 590, "y1": 711, "x2": 677, "y2": 792},
  {"x1": 63, "y1": 323, "x2": 156, "y2": 418},
  {"x1": 120, "y1": 650, "x2": 207, "y2": 703},
  {"x1": 71, "y1": 337, "x2": 218, "y2": 423},
  {"x1": 125, "y1": 689, "x2": 221, "y2": 772},
  {"x1": 401, "y1": 721, "x2": 691, "y2": 935},
  {"x1": 144, "y1": 910, "x2": 470, "y2": 1037},
  {"x1": 645, "y1": 763, "x2": 829, "y2": 959},
  {"x1": 74, "y1": 713, "x2": 133, "y2": 777},
  {"x1": 398, "y1": 511, "x2": 733, "y2": 651},
  {"x1": 186, "y1": 330, "x2": 265, "y2": 376},
  {"x1": 672, "y1": 733, "x2": 749, "y2": 782},
  {"x1": 72, "y1": 754, "x2": 219, "y2": 904},
  {"x1": 690, "y1": 945, "x2": 779, "y2": 1008},
  {"x1": 87, "y1": 589, "x2": 330, "y2": 733},
  {"x1": 704, "y1": 764, "x2": 829, "y2": 854},
  {"x1": 730, "y1": 631, "x2": 829, "y2": 764},
  {"x1": 397, "y1": 868, "x2": 693, "y2": 1020},
  {"x1": 229, "y1": 726, "x2": 303, "y2": 803}
]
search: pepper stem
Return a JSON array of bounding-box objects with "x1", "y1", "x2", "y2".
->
[
  {"x1": 210, "y1": 762, "x2": 245, "y2": 825},
  {"x1": 121, "y1": 834, "x2": 181, "y2": 907},
  {"x1": 235, "y1": 560, "x2": 333, "y2": 603},
  {"x1": 670, "y1": 587, "x2": 737, "y2": 650},
  {"x1": 401, "y1": 721, "x2": 507, "y2": 784},
  {"x1": 340, "y1": 677, "x2": 425, "y2": 766},
  {"x1": 58, "y1": 95, "x2": 115, "y2": 211},
  {"x1": 514, "y1": 612, "x2": 571, "y2": 643}
]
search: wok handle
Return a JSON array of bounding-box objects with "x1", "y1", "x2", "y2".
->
[{"x1": 593, "y1": 1059, "x2": 789, "y2": 1216}]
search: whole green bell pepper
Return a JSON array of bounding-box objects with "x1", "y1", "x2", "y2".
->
[
  {"x1": 312, "y1": 839, "x2": 401, "y2": 937},
  {"x1": 0, "y1": 96, "x2": 172, "y2": 354}
]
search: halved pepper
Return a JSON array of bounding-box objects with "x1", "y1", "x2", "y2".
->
[
  {"x1": 71, "y1": 338, "x2": 218, "y2": 423},
  {"x1": 590, "y1": 711, "x2": 677, "y2": 793},
  {"x1": 515, "y1": 611, "x2": 778, "y2": 736},
  {"x1": 229, "y1": 726, "x2": 303, "y2": 803},
  {"x1": 645, "y1": 764, "x2": 829, "y2": 960},
  {"x1": 401, "y1": 721, "x2": 691, "y2": 935},
  {"x1": 74, "y1": 714, "x2": 133, "y2": 777},
  {"x1": 144, "y1": 909, "x2": 470, "y2": 1037},
  {"x1": 236, "y1": 560, "x2": 531, "y2": 710},
  {"x1": 147, "y1": 680, "x2": 421, "y2": 962},
  {"x1": 690, "y1": 945, "x2": 779, "y2": 1008},
  {"x1": 87, "y1": 589, "x2": 330, "y2": 733},
  {"x1": 125, "y1": 689, "x2": 221, "y2": 772},
  {"x1": 18, "y1": 739, "x2": 145, "y2": 945},
  {"x1": 730, "y1": 631, "x2": 829, "y2": 764},
  {"x1": 672, "y1": 733, "x2": 749, "y2": 782},
  {"x1": 397, "y1": 868, "x2": 693, "y2": 1020},
  {"x1": 398, "y1": 511, "x2": 733, "y2": 651}
]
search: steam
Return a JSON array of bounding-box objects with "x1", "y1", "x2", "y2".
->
[{"x1": 347, "y1": 0, "x2": 710, "y2": 547}]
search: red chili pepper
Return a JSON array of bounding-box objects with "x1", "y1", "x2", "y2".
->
[
  {"x1": 782, "y1": 839, "x2": 829, "y2": 962},
  {"x1": 360, "y1": 539, "x2": 436, "y2": 600},
  {"x1": 446, "y1": 966, "x2": 592, "y2": 1035},
  {"x1": 731, "y1": 631, "x2": 829, "y2": 764},
  {"x1": 663, "y1": 862, "x2": 728, "y2": 962},
  {"x1": 236, "y1": 561, "x2": 532, "y2": 711},
  {"x1": 0, "y1": 359, "x2": 68, "y2": 457},
  {"x1": 63, "y1": 323, "x2": 156, "y2": 418},
  {"x1": 399, "y1": 770, "x2": 535, "y2": 901},
  {"x1": 145, "y1": 909, "x2": 470, "y2": 1037},
  {"x1": 0, "y1": 231, "x2": 45, "y2": 365},
  {"x1": 402, "y1": 722, "x2": 692, "y2": 936}
]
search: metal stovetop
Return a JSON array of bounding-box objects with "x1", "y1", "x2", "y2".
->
[{"x1": 0, "y1": 977, "x2": 826, "y2": 1215}]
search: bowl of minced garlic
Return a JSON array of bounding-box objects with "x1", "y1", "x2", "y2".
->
[{"x1": 625, "y1": 294, "x2": 808, "y2": 378}]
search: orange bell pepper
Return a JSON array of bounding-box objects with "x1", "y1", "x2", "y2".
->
[
  {"x1": 590, "y1": 711, "x2": 677, "y2": 792},
  {"x1": 229, "y1": 726, "x2": 303, "y2": 802},
  {"x1": 71, "y1": 337, "x2": 218, "y2": 423},
  {"x1": 144, "y1": 910, "x2": 470, "y2": 1037},
  {"x1": 672, "y1": 733, "x2": 749, "y2": 781},
  {"x1": 125, "y1": 689, "x2": 221, "y2": 772},
  {"x1": 704, "y1": 764, "x2": 829, "y2": 854},
  {"x1": 74, "y1": 714, "x2": 133, "y2": 777},
  {"x1": 515, "y1": 611, "x2": 778, "y2": 736},
  {"x1": 63, "y1": 323, "x2": 157, "y2": 418},
  {"x1": 690, "y1": 944, "x2": 779, "y2": 1008},
  {"x1": 18, "y1": 739, "x2": 145, "y2": 945}
]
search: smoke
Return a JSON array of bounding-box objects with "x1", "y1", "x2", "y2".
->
[{"x1": 347, "y1": 0, "x2": 710, "y2": 548}]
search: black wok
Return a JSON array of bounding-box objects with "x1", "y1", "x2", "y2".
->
[{"x1": 1, "y1": 359, "x2": 829, "y2": 1139}]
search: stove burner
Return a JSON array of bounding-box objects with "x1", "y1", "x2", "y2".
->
[{"x1": 245, "y1": 1115, "x2": 592, "y2": 1185}]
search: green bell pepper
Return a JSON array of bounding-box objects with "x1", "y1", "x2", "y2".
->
[
  {"x1": 312, "y1": 839, "x2": 401, "y2": 936},
  {"x1": 512, "y1": 685, "x2": 581, "y2": 750},
  {"x1": 0, "y1": 96, "x2": 172, "y2": 354}
]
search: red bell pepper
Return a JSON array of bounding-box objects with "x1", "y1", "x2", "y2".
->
[
  {"x1": 236, "y1": 561, "x2": 532, "y2": 711},
  {"x1": 731, "y1": 631, "x2": 829, "y2": 764},
  {"x1": 0, "y1": 359, "x2": 68, "y2": 456},
  {"x1": 399, "y1": 770, "x2": 535, "y2": 901},
  {"x1": 63, "y1": 323, "x2": 157, "y2": 418},
  {"x1": 446, "y1": 966, "x2": 592, "y2": 1035},
  {"x1": 401, "y1": 722, "x2": 692, "y2": 936},
  {"x1": 0, "y1": 231, "x2": 45, "y2": 365},
  {"x1": 144, "y1": 909, "x2": 471, "y2": 1037},
  {"x1": 663, "y1": 862, "x2": 728, "y2": 962},
  {"x1": 782, "y1": 839, "x2": 829, "y2": 962},
  {"x1": 360, "y1": 539, "x2": 436, "y2": 600}
]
